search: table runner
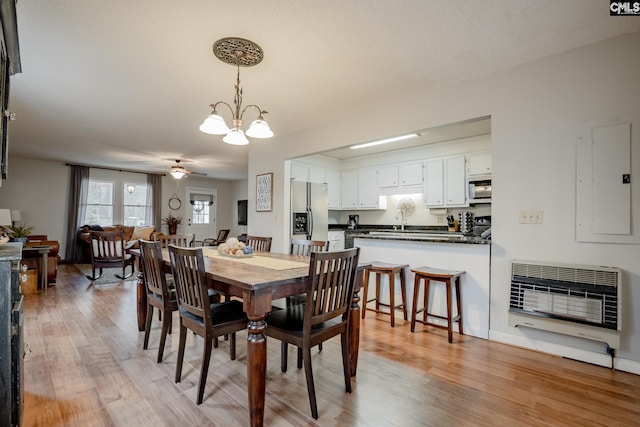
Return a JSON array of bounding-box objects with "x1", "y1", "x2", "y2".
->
[{"x1": 203, "y1": 249, "x2": 308, "y2": 270}]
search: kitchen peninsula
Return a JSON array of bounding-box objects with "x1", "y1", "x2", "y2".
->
[{"x1": 353, "y1": 229, "x2": 490, "y2": 339}]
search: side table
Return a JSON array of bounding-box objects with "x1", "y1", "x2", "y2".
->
[{"x1": 21, "y1": 246, "x2": 50, "y2": 293}]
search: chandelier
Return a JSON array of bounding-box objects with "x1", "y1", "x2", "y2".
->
[{"x1": 199, "y1": 37, "x2": 273, "y2": 145}]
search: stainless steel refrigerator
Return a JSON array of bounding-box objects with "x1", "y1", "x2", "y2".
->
[{"x1": 291, "y1": 181, "x2": 328, "y2": 241}]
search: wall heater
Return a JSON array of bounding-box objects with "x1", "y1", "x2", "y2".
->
[{"x1": 508, "y1": 260, "x2": 621, "y2": 350}]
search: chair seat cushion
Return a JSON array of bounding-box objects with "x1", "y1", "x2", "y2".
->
[
  {"x1": 179, "y1": 300, "x2": 246, "y2": 326},
  {"x1": 267, "y1": 304, "x2": 343, "y2": 335}
]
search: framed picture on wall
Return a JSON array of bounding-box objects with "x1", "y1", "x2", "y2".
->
[{"x1": 256, "y1": 173, "x2": 273, "y2": 212}]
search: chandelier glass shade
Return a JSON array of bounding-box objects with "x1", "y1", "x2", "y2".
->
[{"x1": 200, "y1": 38, "x2": 273, "y2": 145}]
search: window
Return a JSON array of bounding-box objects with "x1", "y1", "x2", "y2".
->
[
  {"x1": 83, "y1": 177, "x2": 152, "y2": 226},
  {"x1": 190, "y1": 193, "x2": 214, "y2": 225},
  {"x1": 123, "y1": 183, "x2": 150, "y2": 226},
  {"x1": 85, "y1": 180, "x2": 114, "y2": 225}
]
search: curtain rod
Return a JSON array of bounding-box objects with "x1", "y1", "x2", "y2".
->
[{"x1": 65, "y1": 163, "x2": 166, "y2": 176}]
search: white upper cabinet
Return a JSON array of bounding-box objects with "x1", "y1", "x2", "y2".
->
[
  {"x1": 291, "y1": 161, "x2": 310, "y2": 182},
  {"x1": 378, "y1": 165, "x2": 399, "y2": 188},
  {"x1": 467, "y1": 152, "x2": 492, "y2": 177},
  {"x1": 424, "y1": 156, "x2": 467, "y2": 207},
  {"x1": 358, "y1": 168, "x2": 380, "y2": 208},
  {"x1": 341, "y1": 170, "x2": 358, "y2": 209},
  {"x1": 399, "y1": 161, "x2": 423, "y2": 186},
  {"x1": 309, "y1": 165, "x2": 326, "y2": 184},
  {"x1": 326, "y1": 168, "x2": 342, "y2": 209}
]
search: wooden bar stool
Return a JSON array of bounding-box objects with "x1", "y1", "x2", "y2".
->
[
  {"x1": 410, "y1": 266, "x2": 464, "y2": 343},
  {"x1": 361, "y1": 262, "x2": 409, "y2": 327}
]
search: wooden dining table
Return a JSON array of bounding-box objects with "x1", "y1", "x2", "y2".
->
[{"x1": 131, "y1": 248, "x2": 368, "y2": 427}]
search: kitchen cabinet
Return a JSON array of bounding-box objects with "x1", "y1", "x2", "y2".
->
[
  {"x1": 341, "y1": 170, "x2": 358, "y2": 209},
  {"x1": 358, "y1": 168, "x2": 380, "y2": 208},
  {"x1": 291, "y1": 161, "x2": 310, "y2": 182},
  {"x1": 378, "y1": 165, "x2": 398, "y2": 188},
  {"x1": 399, "y1": 161, "x2": 423, "y2": 186},
  {"x1": 467, "y1": 152, "x2": 491, "y2": 176},
  {"x1": 328, "y1": 230, "x2": 345, "y2": 251},
  {"x1": 424, "y1": 156, "x2": 467, "y2": 207},
  {"x1": 309, "y1": 165, "x2": 325, "y2": 184},
  {"x1": 326, "y1": 168, "x2": 341, "y2": 209}
]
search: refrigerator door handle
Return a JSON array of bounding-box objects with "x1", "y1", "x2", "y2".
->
[{"x1": 308, "y1": 210, "x2": 314, "y2": 240}]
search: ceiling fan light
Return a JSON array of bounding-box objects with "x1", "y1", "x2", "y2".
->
[
  {"x1": 199, "y1": 113, "x2": 230, "y2": 135},
  {"x1": 170, "y1": 168, "x2": 186, "y2": 179},
  {"x1": 246, "y1": 119, "x2": 273, "y2": 139},
  {"x1": 223, "y1": 128, "x2": 249, "y2": 145}
]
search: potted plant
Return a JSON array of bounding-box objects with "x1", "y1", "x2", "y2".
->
[
  {"x1": 162, "y1": 213, "x2": 182, "y2": 235},
  {"x1": 7, "y1": 224, "x2": 34, "y2": 244}
]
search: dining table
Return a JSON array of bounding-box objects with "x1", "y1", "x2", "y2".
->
[{"x1": 131, "y1": 247, "x2": 368, "y2": 427}]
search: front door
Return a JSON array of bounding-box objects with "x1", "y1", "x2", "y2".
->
[{"x1": 184, "y1": 187, "x2": 217, "y2": 242}]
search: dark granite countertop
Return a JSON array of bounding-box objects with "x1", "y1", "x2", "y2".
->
[{"x1": 330, "y1": 225, "x2": 489, "y2": 244}]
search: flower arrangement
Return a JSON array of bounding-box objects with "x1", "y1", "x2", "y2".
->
[{"x1": 162, "y1": 213, "x2": 182, "y2": 226}]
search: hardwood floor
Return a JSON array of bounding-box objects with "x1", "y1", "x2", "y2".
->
[{"x1": 22, "y1": 264, "x2": 640, "y2": 426}]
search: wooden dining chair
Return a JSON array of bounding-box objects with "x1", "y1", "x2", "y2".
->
[
  {"x1": 246, "y1": 235, "x2": 272, "y2": 252},
  {"x1": 289, "y1": 239, "x2": 328, "y2": 256},
  {"x1": 265, "y1": 247, "x2": 360, "y2": 419},
  {"x1": 86, "y1": 230, "x2": 135, "y2": 281},
  {"x1": 213, "y1": 229, "x2": 230, "y2": 245},
  {"x1": 168, "y1": 245, "x2": 248, "y2": 405},
  {"x1": 139, "y1": 239, "x2": 177, "y2": 363},
  {"x1": 154, "y1": 234, "x2": 194, "y2": 248}
]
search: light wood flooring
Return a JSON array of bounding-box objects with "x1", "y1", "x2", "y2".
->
[{"x1": 21, "y1": 264, "x2": 640, "y2": 426}]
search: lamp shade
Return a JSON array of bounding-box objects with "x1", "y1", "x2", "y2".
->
[
  {"x1": 170, "y1": 169, "x2": 186, "y2": 179},
  {"x1": 246, "y1": 119, "x2": 273, "y2": 139},
  {"x1": 199, "y1": 113, "x2": 230, "y2": 135},
  {"x1": 223, "y1": 128, "x2": 249, "y2": 145},
  {"x1": 10, "y1": 209, "x2": 21, "y2": 222},
  {"x1": 0, "y1": 209, "x2": 12, "y2": 226}
]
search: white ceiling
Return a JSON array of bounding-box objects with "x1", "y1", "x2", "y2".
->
[{"x1": 8, "y1": 1, "x2": 640, "y2": 180}]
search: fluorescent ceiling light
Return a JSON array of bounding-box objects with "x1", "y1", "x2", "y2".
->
[{"x1": 350, "y1": 133, "x2": 420, "y2": 150}]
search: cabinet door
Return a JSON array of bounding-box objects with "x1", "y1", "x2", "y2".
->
[
  {"x1": 378, "y1": 165, "x2": 398, "y2": 188},
  {"x1": 424, "y1": 159, "x2": 444, "y2": 206},
  {"x1": 467, "y1": 152, "x2": 491, "y2": 176},
  {"x1": 446, "y1": 156, "x2": 467, "y2": 206},
  {"x1": 358, "y1": 168, "x2": 379, "y2": 208},
  {"x1": 291, "y1": 161, "x2": 310, "y2": 182},
  {"x1": 399, "y1": 161, "x2": 423, "y2": 186},
  {"x1": 341, "y1": 170, "x2": 358, "y2": 209},
  {"x1": 326, "y1": 169, "x2": 342, "y2": 209},
  {"x1": 309, "y1": 165, "x2": 326, "y2": 184}
]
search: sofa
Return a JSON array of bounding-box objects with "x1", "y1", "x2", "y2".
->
[
  {"x1": 24, "y1": 235, "x2": 61, "y2": 283},
  {"x1": 77, "y1": 224, "x2": 158, "y2": 263}
]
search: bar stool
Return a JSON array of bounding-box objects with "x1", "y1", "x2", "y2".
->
[
  {"x1": 410, "y1": 266, "x2": 465, "y2": 343},
  {"x1": 361, "y1": 262, "x2": 409, "y2": 327}
]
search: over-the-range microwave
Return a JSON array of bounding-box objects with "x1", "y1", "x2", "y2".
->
[{"x1": 468, "y1": 176, "x2": 492, "y2": 204}]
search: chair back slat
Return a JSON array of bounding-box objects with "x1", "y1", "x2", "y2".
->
[
  {"x1": 139, "y1": 239, "x2": 172, "y2": 300},
  {"x1": 155, "y1": 234, "x2": 194, "y2": 248},
  {"x1": 289, "y1": 239, "x2": 328, "y2": 256},
  {"x1": 89, "y1": 230, "x2": 125, "y2": 261},
  {"x1": 305, "y1": 248, "x2": 359, "y2": 329},
  {"x1": 169, "y1": 245, "x2": 211, "y2": 323},
  {"x1": 246, "y1": 236, "x2": 272, "y2": 252}
]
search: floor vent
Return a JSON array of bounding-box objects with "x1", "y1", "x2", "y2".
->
[{"x1": 508, "y1": 260, "x2": 621, "y2": 349}]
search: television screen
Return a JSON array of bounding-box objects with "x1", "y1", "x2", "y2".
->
[{"x1": 237, "y1": 200, "x2": 248, "y2": 225}]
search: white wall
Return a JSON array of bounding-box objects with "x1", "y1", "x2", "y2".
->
[{"x1": 248, "y1": 31, "x2": 640, "y2": 373}]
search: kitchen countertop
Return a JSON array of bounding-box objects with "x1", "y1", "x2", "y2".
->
[{"x1": 329, "y1": 225, "x2": 490, "y2": 244}]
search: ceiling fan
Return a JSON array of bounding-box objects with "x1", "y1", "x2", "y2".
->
[{"x1": 169, "y1": 159, "x2": 207, "y2": 179}]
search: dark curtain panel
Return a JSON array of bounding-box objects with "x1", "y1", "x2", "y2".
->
[
  {"x1": 147, "y1": 173, "x2": 161, "y2": 229},
  {"x1": 64, "y1": 165, "x2": 89, "y2": 263}
]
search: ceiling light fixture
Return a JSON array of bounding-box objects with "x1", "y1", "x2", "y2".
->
[
  {"x1": 170, "y1": 164, "x2": 186, "y2": 180},
  {"x1": 199, "y1": 37, "x2": 273, "y2": 145},
  {"x1": 349, "y1": 133, "x2": 421, "y2": 150}
]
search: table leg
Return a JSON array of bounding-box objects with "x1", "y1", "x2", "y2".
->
[
  {"x1": 136, "y1": 269, "x2": 146, "y2": 331},
  {"x1": 246, "y1": 315, "x2": 267, "y2": 427},
  {"x1": 349, "y1": 268, "x2": 364, "y2": 377},
  {"x1": 41, "y1": 252, "x2": 48, "y2": 292}
]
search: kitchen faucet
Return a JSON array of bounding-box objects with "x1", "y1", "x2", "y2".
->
[{"x1": 395, "y1": 209, "x2": 406, "y2": 231}]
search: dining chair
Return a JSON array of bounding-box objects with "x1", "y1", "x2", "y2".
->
[
  {"x1": 154, "y1": 233, "x2": 194, "y2": 248},
  {"x1": 246, "y1": 235, "x2": 272, "y2": 252},
  {"x1": 86, "y1": 230, "x2": 135, "y2": 281},
  {"x1": 213, "y1": 229, "x2": 230, "y2": 245},
  {"x1": 168, "y1": 245, "x2": 248, "y2": 405},
  {"x1": 265, "y1": 247, "x2": 360, "y2": 419},
  {"x1": 139, "y1": 239, "x2": 177, "y2": 363}
]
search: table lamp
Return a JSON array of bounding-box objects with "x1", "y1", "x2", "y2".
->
[
  {"x1": 0, "y1": 209, "x2": 12, "y2": 236},
  {"x1": 10, "y1": 209, "x2": 21, "y2": 225}
]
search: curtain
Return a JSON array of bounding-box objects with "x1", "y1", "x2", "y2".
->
[
  {"x1": 64, "y1": 165, "x2": 89, "y2": 263},
  {"x1": 146, "y1": 173, "x2": 161, "y2": 229}
]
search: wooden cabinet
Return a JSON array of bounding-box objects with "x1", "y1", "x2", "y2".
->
[
  {"x1": 424, "y1": 156, "x2": 467, "y2": 207},
  {"x1": 326, "y1": 168, "x2": 341, "y2": 209},
  {"x1": 467, "y1": 152, "x2": 491, "y2": 177}
]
